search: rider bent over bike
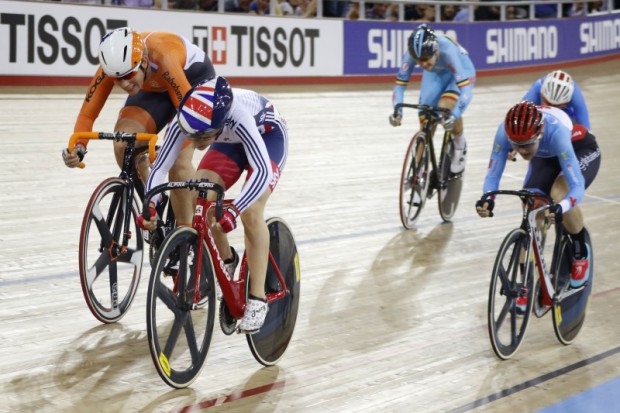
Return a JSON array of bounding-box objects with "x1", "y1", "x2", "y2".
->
[
  {"x1": 476, "y1": 101, "x2": 601, "y2": 294},
  {"x1": 389, "y1": 24, "x2": 476, "y2": 174}
]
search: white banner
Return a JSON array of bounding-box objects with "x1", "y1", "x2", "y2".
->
[{"x1": 0, "y1": 0, "x2": 343, "y2": 77}]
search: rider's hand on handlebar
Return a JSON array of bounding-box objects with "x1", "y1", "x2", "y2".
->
[
  {"x1": 137, "y1": 203, "x2": 158, "y2": 232},
  {"x1": 218, "y1": 206, "x2": 239, "y2": 233},
  {"x1": 62, "y1": 144, "x2": 86, "y2": 168},
  {"x1": 548, "y1": 204, "x2": 563, "y2": 225},
  {"x1": 389, "y1": 111, "x2": 402, "y2": 127},
  {"x1": 476, "y1": 199, "x2": 495, "y2": 218},
  {"x1": 442, "y1": 114, "x2": 456, "y2": 131}
]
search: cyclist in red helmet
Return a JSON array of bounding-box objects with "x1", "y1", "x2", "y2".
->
[{"x1": 476, "y1": 101, "x2": 601, "y2": 293}]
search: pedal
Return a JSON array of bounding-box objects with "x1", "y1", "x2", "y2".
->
[{"x1": 219, "y1": 300, "x2": 237, "y2": 335}]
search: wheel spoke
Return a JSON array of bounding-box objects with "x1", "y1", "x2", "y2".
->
[
  {"x1": 90, "y1": 202, "x2": 115, "y2": 246},
  {"x1": 163, "y1": 310, "x2": 188, "y2": 358}
]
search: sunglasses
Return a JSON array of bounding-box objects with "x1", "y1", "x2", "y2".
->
[
  {"x1": 190, "y1": 128, "x2": 222, "y2": 140},
  {"x1": 118, "y1": 70, "x2": 139, "y2": 81},
  {"x1": 510, "y1": 132, "x2": 542, "y2": 148}
]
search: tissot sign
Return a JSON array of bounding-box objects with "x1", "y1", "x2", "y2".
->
[{"x1": 0, "y1": 0, "x2": 342, "y2": 77}]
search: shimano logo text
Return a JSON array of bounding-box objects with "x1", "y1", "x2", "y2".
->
[
  {"x1": 486, "y1": 26, "x2": 558, "y2": 63},
  {"x1": 580, "y1": 19, "x2": 620, "y2": 53}
]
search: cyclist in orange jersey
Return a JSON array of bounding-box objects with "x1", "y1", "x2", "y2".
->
[{"x1": 62, "y1": 27, "x2": 216, "y2": 226}]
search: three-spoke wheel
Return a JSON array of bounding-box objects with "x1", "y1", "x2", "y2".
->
[
  {"x1": 79, "y1": 178, "x2": 144, "y2": 323},
  {"x1": 399, "y1": 133, "x2": 430, "y2": 229},
  {"x1": 488, "y1": 229, "x2": 534, "y2": 359}
]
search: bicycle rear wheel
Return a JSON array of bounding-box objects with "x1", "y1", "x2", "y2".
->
[
  {"x1": 399, "y1": 133, "x2": 430, "y2": 229},
  {"x1": 146, "y1": 226, "x2": 216, "y2": 388},
  {"x1": 246, "y1": 217, "x2": 301, "y2": 366},
  {"x1": 552, "y1": 228, "x2": 593, "y2": 345},
  {"x1": 79, "y1": 178, "x2": 143, "y2": 323},
  {"x1": 488, "y1": 228, "x2": 534, "y2": 359},
  {"x1": 437, "y1": 134, "x2": 463, "y2": 222}
]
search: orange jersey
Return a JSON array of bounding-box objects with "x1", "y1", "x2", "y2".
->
[{"x1": 74, "y1": 31, "x2": 206, "y2": 134}]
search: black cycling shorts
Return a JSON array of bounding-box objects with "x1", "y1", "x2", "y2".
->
[{"x1": 524, "y1": 132, "x2": 601, "y2": 194}]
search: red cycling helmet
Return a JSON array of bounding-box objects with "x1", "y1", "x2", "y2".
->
[{"x1": 504, "y1": 101, "x2": 544, "y2": 145}]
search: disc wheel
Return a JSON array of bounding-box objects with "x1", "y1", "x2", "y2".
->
[
  {"x1": 399, "y1": 134, "x2": 430, "y2": 229},
  {"x1": 79, "y1": 178, "x2": 143, "y2": 323},
  {"x1": 552, "y1": 229, "x2": 593, "y2": 345},
  {"x1": 246, "y1": 217, "x2": 300, "y2": 366},
  {"x1": 437, "y1": 135, "x2": 463, "y2": 222}
]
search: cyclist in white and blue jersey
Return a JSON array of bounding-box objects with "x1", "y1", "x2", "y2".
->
[
  {"x1": 389, "y1": 24, "x2": 476, "y2": 174},
  {"x1": 522, "y1": 70, "x2": 590, "y2": 129},
  {"x1": 476, "y1": 101, "x2": 601, "y2": 291},
  {"x1": 140, "y1": 76, "x2": 288, "y2": 334}
]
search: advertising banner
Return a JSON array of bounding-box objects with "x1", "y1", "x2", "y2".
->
[
  {"x1": 344, "y1": 13, "x2": 620, "y2": 75},
  {"x1": 0, "y1": 0, "x2": 343, "y2": 77}
]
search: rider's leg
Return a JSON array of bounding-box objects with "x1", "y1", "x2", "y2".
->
[
  {"x1": 193, "y1": 168, "x2": 234, "y2": 262},
  {"x1": 438, "y1": 94, "x2": 466, "y2": 173},
  {"x1": 239, "y1": 190, "x2": 271, "y2": 301},
  {"x1": 550, "y1": 175, "x2": 587, "y2": 260},
  {"x1": 169, "y1": 144, "x2": 196, "y2": 227},
  {"x1": 114, "y1": 107, "x2": 156, "y2": 183}
]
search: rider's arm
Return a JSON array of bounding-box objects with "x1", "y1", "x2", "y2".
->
[
  {"x1": 569, "y1": 83, "x2": 591, "y2": 129},
  {"x1": 145, "y1": 119, "x2": 186, "y2": 205},
  {"x1": 441, "y1": 38, "x2": 474, "y2": 120},
  {"x1": 392, "y1": 52, "x2": 416, "y2": 113},
  {"x1": 230, "y1": 109, "x2": 273, "y2": 214},
  {"x1": 551, "y1": 128, "x2": 586, "y2": 213},
  {"x1": 521, "y1": 77, "x2": 543, "y2": 104},
  {"x1": 146, "y1": 33, "x2": 194, "y2": 108},
  {"x1": 73, "y1": 68, "x2": 115, "y2": 147},
  {"x1": 482, "y1": 123, "x2": 511, "y2": 195}
]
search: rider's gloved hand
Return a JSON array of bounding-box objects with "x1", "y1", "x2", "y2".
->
[
  {"x1": 218, "y1": 206, "x2": 239, "y2": 233},
  {"x1": 62, "y1": 144, "x2": 86, "y2": 168},
  {"x1": 138, "y1": 203, "x2": 158, "y2": 231},
  {"x1": 475, "y1": 198, "x2": 495, "y2": 218},
  {"x1": 389, "y1": 111, "x2": 402, "y2": 127},
  {"x1": 442, "y1": 114, "x2": 456, "y2": 131},
  {"x1": 549, "y1": 203, "x2": 563, "y2": 224}
]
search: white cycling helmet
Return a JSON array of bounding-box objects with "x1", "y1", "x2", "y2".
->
[
  {"x1": 541, "y1": 70, "x2": 574, "y2": 106},
  {"x1": 98, "y1": 27, "x2": 144, "y2": 78}
]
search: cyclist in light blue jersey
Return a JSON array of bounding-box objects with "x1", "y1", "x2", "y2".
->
[
  {"x1": 476, "y1": 101, "x2": 601, "y2": 291},
  {"x1": 389, "y1": 24, "x2": 476, "y2": 174},
  {"x1": 522, "y1": 70, "x2": 590, "y2": 129}
]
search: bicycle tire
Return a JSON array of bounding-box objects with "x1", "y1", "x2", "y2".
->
[
  {"x1": 246, "y1": 217, "x2": 301, "y2": 366},
  {"x1": 437, "y1": 133, "x2": 463, "y2": 222},
  {"x1": 488, "y1": 228, "x2": 534, "y2": 359},
  {"x1": 399, "y1": 134, "x2": 430, "y2": 229},
  {"x1": 146, "y1": 226, "x2": 216, "y2": 388},
  {"x1": 79, "y1": 178, "x2": 143, "y2": 323},
  {"x1": 552, "y1": 228, "x2": 593, "y2": 345}
]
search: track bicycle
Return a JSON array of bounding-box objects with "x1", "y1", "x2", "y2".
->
[
  {"x1": 143, "y1": 180, "x2": 301, "y2": 389},
  {"x1": 395, "y1": 103, "x2": 464, "y2": 229},
  {"x1": 480, "y1": 190, "x2": 594, "y2": 360},
  {"x1": 67, "y1": 132, "x2": 175, "y2": 324}
]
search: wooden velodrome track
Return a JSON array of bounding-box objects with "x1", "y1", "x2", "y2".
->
[{"x1": 1, "y1": 60, "x2": 619, "y2": 412}]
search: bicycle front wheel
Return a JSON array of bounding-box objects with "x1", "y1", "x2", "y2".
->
[
  {"x1": 399, "y1": 134, "x2": 430, "y2": 229},
  {"x1": 552, "y1": 228, "x2": 593, "y2": 345},
  {"x1": 437, "y1": 134, "x2": 463, "y2": 222},
  {"x1": 146, "y1": 226, "x2": 216, "y2": 388},
  {"x1": 79, "y1": 178, "x2": 143, "y2": 323},
  {"x1": 246, "y1": 217, "x2": 301, "y2": 366},
  {"x1": 488, "y1": 228, "x2": 534, "y2": 359}
]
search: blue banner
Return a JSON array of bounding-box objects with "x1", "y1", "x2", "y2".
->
[{"x1": 344, "y1": 13, "x2": 620, "y2": 75}]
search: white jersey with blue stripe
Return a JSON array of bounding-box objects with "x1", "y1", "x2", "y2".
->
[
  {"x1": 483, "y1": 106, "x2": 585, "y2": 213},
  {"x1": 146, "y1": 88, "x2": 276, "y2": 214}
]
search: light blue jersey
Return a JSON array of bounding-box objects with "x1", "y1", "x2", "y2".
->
[
  {"x1": 392, "y1": 35, "x2": 476, "y2": 119},
  {"x1": 522, "y1": 76, "x2": 591, "y2": 129},
  {"x1": 483, "y1": 106, "x2": 586, "y2": 213}
]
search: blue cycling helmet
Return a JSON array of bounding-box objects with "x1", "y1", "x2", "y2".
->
[
  {"x1": 408, "y1": 24, "x2": 438, "y2": 60},
  {"x1": 178, "y1": 76, "x2": 233, "y2": 135}
]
